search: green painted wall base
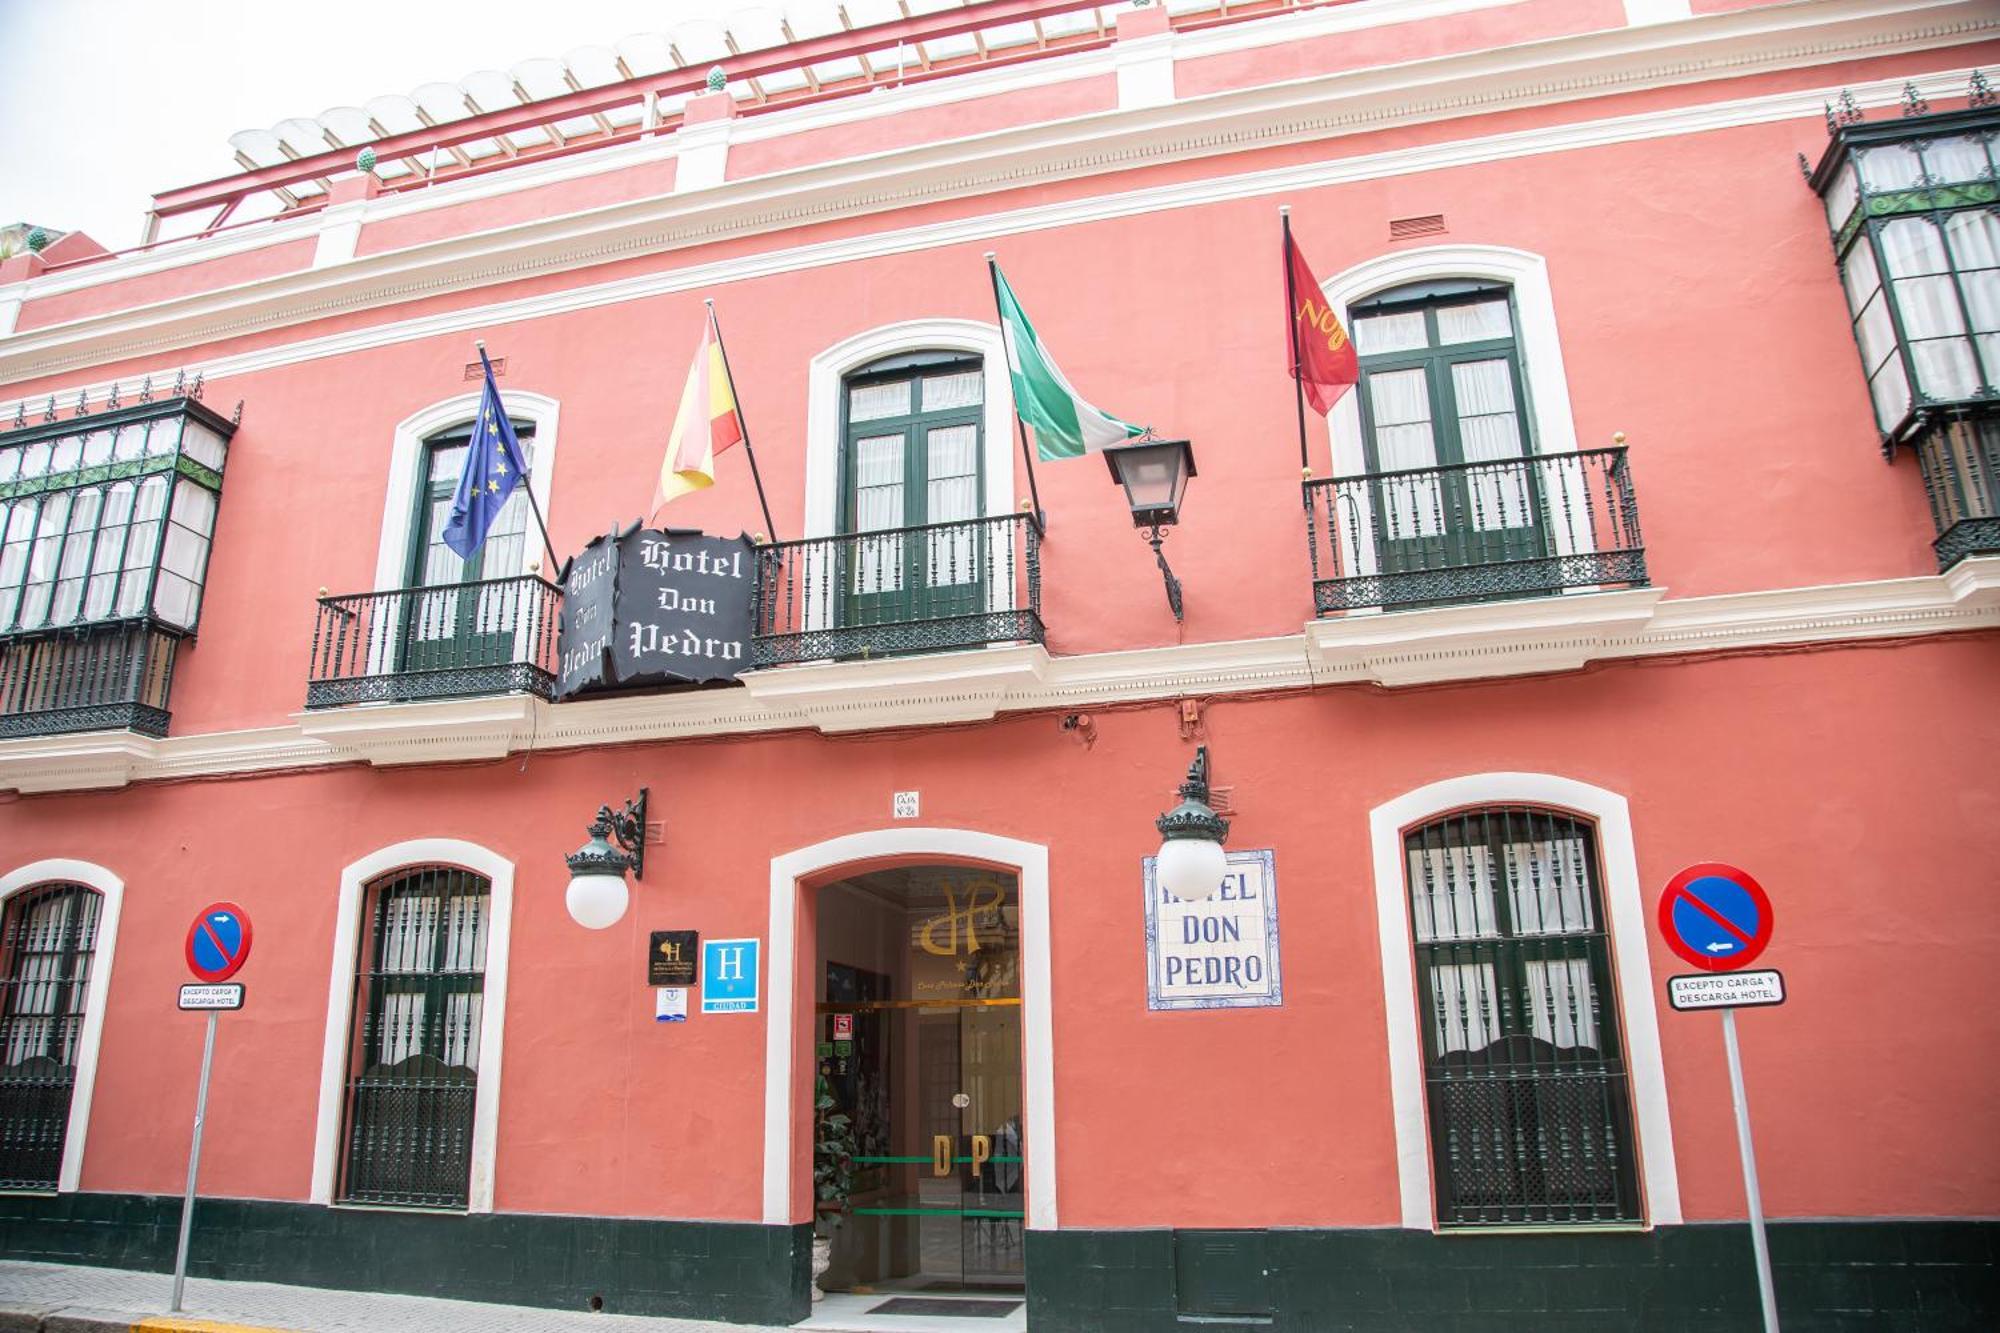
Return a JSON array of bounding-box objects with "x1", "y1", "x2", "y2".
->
[
  {"x1": 0, "y1": 1192, "x2": 809, "y2": 1326},
  {"x1": 1026, "y1": 1221, "x2": 1999, "y2": 1333},
  {"x1": 5, "y1": 1198, "x2": 1993, "y2": 1330}
]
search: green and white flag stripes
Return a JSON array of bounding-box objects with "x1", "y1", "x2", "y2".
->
[{"x1": 992, "y1": 262, "x2": 1144, "y2": 461}]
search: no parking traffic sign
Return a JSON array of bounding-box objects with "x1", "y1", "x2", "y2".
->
[
  {"x1": 1656, "y1": 859, "x2": 1782, "y2": 1333},
  {"x1": 184, "y1": 902, "x2": 253, "y2": 983},
  {"x1": 1657, "y1": 863, "x2": 1772, "y2": 972}
]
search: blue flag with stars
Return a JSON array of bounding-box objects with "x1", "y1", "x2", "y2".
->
[{"x1": 442, "y1": 350, "x2": 530, "y2": 560}]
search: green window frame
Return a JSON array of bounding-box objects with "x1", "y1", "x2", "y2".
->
[
  {"x1": 404, "y1": 419, "x2": 538, "y2": 590},
  {"x1": 1350, "y1": 281, "x2": 1548, "y2": 572},
  {"x1": 337, "y1": 865, "x2": 490, "y2": 1210},
  {"x1": 836, "y1": 351, "x2": 987, "y2": 626},
  {"x1": 1403, "y1": 807, "x2": 1642, "y2": 1229},
  {"x1": 0, "y1": 400, "x2": 232, "y2": 639},
  {"x1": 1815, "y1": 112, "x2": 2000, "y2": 440},
  {"x1": 0, "y1": 882, "x2": 102, "y2": 1191}
]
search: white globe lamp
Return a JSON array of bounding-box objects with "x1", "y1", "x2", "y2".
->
[
  {"x1": 1155, "y1": 746, "x2": 1229, "y2": 902},
  {"x1": 564, "y1": 790, "x2": 649, "y2": 930}
]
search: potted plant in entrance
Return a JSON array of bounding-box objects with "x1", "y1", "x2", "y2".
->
[{"x1": 812, "y1": 1072, "x2": 858, "y2": 1302}]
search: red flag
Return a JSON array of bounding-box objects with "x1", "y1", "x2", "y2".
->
[{"x1": 1284, "y1": 228, "x2": 1358, "y2": 413}]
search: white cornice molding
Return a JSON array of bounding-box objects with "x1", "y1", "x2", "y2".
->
[
  {"x1": 1305, "y1": 588, "x2": 1668, "y2": 686},
  {"x1": 1, "y1": 0, "x2": 1990, "y2": 393},
  {"x1": 2, "y1": 561, "x2": 1995, "y2": 794}
]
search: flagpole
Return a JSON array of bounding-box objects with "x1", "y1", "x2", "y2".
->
[
  {"x1": 984, "y1": 252, "x2": 1047, "y2": 533},
  {"x1": 1280, "y1": 206, "x2": 1312, "y2": 476},
  {"x1": 704, "y1": 299, "x2": 780, "y2": 542},
  {"x1": 477, "y1": 340, "x2": 563, "y2": 575}
]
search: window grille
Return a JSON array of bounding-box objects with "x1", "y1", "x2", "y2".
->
[
  {"x1": 1403, "y1": 808, "x2": 1641, "y2": 1227},
  {"x1": 0, "y1": 882, "x2": 101, "y2": 1190},
  {"x1": 338, "y1": 865, "x2": 489, "y2": 1209}
]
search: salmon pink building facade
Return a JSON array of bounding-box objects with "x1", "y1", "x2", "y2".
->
[{"x1": 1, "y1": 1, "x2": 1997, "y2": 1329}]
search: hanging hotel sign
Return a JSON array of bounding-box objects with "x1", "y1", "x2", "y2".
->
[
  {"x1": 556, "y1": 526, "x2": 757, "y2": 700},
  {"x1": 1143, "y1": 849, "x2": 1282, "y2": 1010}
]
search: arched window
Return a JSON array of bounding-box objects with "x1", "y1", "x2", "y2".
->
[
  {"x1": 397, "y1": 420, "x2": 539, "y2": 679},
  {"x1": 838, "y1": 350, "x2": 987, "y2": 625},
  {"x1": 1403, "y1": 806, "x2": 1640, "y2": 1227},
  {"x1": 1351, "y1": 280, "x2": 1544, "y2": 571},
  {"x1": 406, "y1": 419, "x2": 538, "y2": 590},
  {"x1": 0, "y1": 882, "x2": 101, "y2": 1190},
  {"x1": 337, "y1": 865, "x2": 490, "y2": 1209}
]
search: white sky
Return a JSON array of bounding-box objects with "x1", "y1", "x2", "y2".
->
[{"x1": 0, "y1": 0, "x2": 812, "y2": 250}]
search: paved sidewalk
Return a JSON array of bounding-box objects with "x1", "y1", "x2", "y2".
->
[{"x1": 0, "y1": 1262, "x2": 798, "y2": 1333}]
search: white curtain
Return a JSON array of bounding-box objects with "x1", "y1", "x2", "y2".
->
[
  {"x1": 1409, "y1": 844, "x2": 1500, "y2": 942},
  {"x1": 1453, "y1": 359, "x2": 1532, "y2": 531},
  {"x1": 1501, "y1": 835, "x2": 1594, "y2": 936},
  {"x1": 1429, "y1": 962, "x2": 1503, "y2": 1054},
  {"x1": 921, "y1": 370, "x2": 982, "y2": 412},
  {"x1": 848, "y1": 378, "x2": 910, "y2": 423},
  {"x1": 1947, "y1": 212, "x2": 2000, "y2": 390},
  {"x1": 1354, "y1": 310, "x2": 1426, "y2": 356},
  {"x1": 925, "y1": 424, "x2": 979, "y2": 587},
  {"x1": 1923, "y1": 134, "x2": 1990, "y2": 185},
  {"x1": 1369, "y1": 368, "x2": 1440, "y2": 538},
  {"x1": 1436, "y1": 298, "x2": 1511, "y2": 345},
  {"x1": 851, "y1": 432, "x2": 905, "y2": 594},
  {"x1": 1525, "y1": 958, "x2": 1599, "y2": 1050},
  {"x1": 1858, "y1": 141, "x2": 1924, "y2": 191}
]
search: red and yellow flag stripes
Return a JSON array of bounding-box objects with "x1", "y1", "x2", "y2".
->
[{"x1": 651, "y1": 312, "x2": 745, "y2": 519}]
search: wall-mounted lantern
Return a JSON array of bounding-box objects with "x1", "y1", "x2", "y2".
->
[
  {"x1": 1102, "y1": 435, "x2": 1197, "y2": 620},
  {"x1": 564, "y1": 789, "x2": 649, "y2": 929}
]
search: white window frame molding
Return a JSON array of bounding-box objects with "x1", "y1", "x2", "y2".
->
[
  {"x1": 1367, "y1": 773, "x2": 1681, "y2": 1230},
  {"x1": 0, "y1": 858, "x2": 124, "y2": 1194},
  {"x1": 1318, "y1": 243, "x2": 1581, "y2": 476},
  {"x1": 803, "y1": 319, "x2": 1016, "y2": 541},
  {"x1": 310, "y1": 838, "x2": 515, "y2": 1213},
  {"x1": 1316, "y1": 244, "x2": 1593, "y2": 583},
  {"x1": 763, "y1": 828, "x2": 1054, "y2": 1229},
  {"x1": 373, "y1": 390, "x2": 561, "y2": 593}
]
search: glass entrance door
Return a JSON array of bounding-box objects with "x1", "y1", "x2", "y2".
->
[{"x1": 816, "y1": 868, "x2": 1025, "y2": 1295}]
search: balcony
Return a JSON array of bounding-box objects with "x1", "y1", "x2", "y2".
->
[
  {"x1": 1303, "y1": 447, "x2": 1648, "y2": 614},
  {"x1": 752, "y1": 512, "x2": 1043, "y2": 667},
  {"x1": 305, "y1": 575, "x2": 560, "y2": 709},
  {"x1": 1911, "y1": 408, "x2": 2000, "y2": 571},
  {"x1": 0, "y1": 620, "x2": 179, "y2": 739}
]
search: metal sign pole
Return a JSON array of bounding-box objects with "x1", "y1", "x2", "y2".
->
[
  {"x1": 170, "y1": 1009, "x2": 219, "y2": 1313},
  {"x1": 1721, "y1": 1007, "x2": 1780, "y2": 1332}
]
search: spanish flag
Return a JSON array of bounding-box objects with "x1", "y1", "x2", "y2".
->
[{"x1": 651, "y1": 311, "x2": 745, "y2": 518}]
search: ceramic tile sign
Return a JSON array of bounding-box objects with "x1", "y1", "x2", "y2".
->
[
  {"x1": 701, "y1": 937, "x2": 761, "y2": 1014},
  {"x1": 1143, "y1": 849, "x2": 1282, "y2": 1010}
]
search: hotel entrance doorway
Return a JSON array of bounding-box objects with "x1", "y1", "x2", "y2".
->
[{"x1": 815, "y1": 866, "x2": 1025, "y2": 1297}]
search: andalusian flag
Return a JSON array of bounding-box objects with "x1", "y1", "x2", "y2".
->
[
  {"x1": 651, "y1": 311, "x2": 744, "y2": 518},
  {"x1": 992, "y1": 262, "x2": 1143, "y2": 460}
]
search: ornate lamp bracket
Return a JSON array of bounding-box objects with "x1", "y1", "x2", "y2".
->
[{"x1": 567, "y1": 788, "x2": 650, "y2": 882}]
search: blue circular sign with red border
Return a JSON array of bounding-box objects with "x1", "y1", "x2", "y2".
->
[
  {"x1": 1658, "y1": 863, "x2": 1772, "y2": 972},
  {"x1": 185, "y1": 902, "x2": 253, "y2": 983}
]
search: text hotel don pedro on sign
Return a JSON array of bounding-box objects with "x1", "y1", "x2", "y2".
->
[{"x1": 1143, "y1": 849, "x2": 1282, "y2": 1010}]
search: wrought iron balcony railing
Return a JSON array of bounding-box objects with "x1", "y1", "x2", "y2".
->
[
  {"x1": 1911, "y1": 407, "x2": 2000, "y2": 571},
  {"x1": 0, "y1": 619, "x2": 180, "y2": 739},
  {"x1": 753, "y1": 512, "x2": 1043, "y2": 667},
  {"x1": 1303, "y1": 447, "x2": 1648, "y2": 614},
  {"x1": 306, "y1": 575, "x2": 560, "y2": 709}
]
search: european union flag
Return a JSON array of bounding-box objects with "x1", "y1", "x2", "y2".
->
[{"x1": 442, "y1": 350, "x2": 530, "y2": 560}]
